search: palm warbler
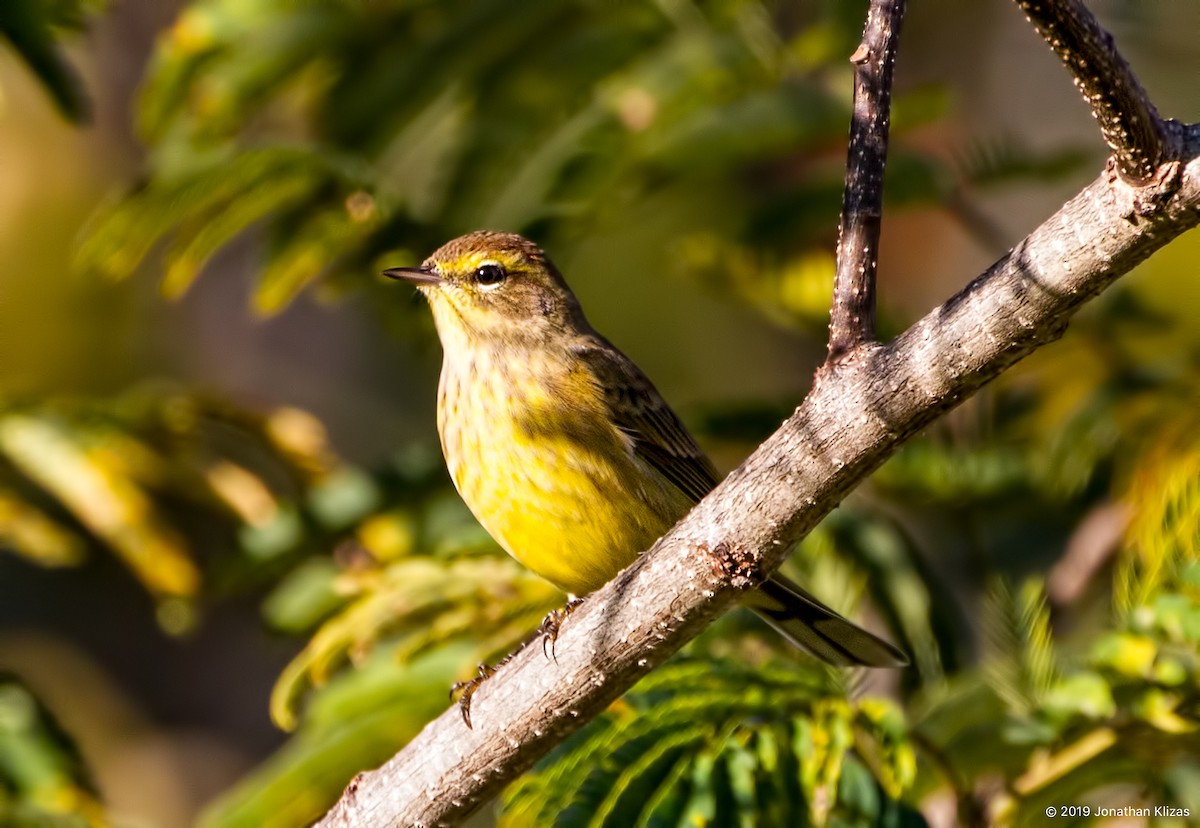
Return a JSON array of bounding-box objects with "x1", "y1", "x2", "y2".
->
[{"x1": 385, "y1": 231, "x2": 906, "y2": 672}]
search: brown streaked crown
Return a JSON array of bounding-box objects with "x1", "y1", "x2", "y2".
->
[
  {"x1": 389, "y1": 231, "x2": 591, "y2": 341},
  {"x1": 423, "y1": 231, "x2": 552, "y2": 273}
]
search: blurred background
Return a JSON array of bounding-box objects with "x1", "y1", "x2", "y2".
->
[{"x1": 1, "y1": 1, "x2": 1197, "y2": 826}]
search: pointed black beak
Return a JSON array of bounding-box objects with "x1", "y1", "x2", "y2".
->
[{"x1": 382, "y1": 266, "x2": 441, "y2": 285}]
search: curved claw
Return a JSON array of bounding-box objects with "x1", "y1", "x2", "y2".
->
[
  {"x1": 539, "y1": 598, "x2": 585, "y2": 661},
  {"x1": 447, "y1": 602, "x2": 585, "y2": 728},
  {"x1": 450, "y1": 662, "x2": 496, "y2": 729}
]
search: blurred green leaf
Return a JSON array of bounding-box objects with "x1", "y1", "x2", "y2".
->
[
  {"x1": 262, "y1": 557, "x2": 342, "y2": 634},
  {"x1": 200, "y1": 645, "x2": 468, "y2": 828},
  {"x1": 73, "y1": 0, "x2": 994, "y2": 323},
  {"x1": 270, "y1": 555, "x2": 559, "y2": 731},
  {"x1": 0, "y1": 0, "x2": 98, "y2": 123},
  {"x1": 0, "y1": 489, "x2": 86, "y2": 568},
  {"x1": 1041, "y1": 672, "x2": 1116, "y2": 724},
  {"x1": 1117, "y1": 426, "x2": 1200, "y2": 612},
  {"x1": 0, "y1": 412, "x2": 200, "y2": 597},
  {"x1": 983, "y1": 578, "x2": 1059, "y2": 717},
  {"x1": 76, "y1": 147, "x2": 347, "y2": 296},
  {"x1": 0, "y1": 673, "x2": 105, "y2": 827},
  {"x1": 953, "y1": 136, "x2": 1092, "y2": 189},
  {"x1": 0, "y1": 388, "x2": 351, "y2": 607}
]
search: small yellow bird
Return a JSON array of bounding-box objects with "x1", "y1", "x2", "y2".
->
[{"x1": 385, "y1": 231, "x2": 906, "y2": 697}]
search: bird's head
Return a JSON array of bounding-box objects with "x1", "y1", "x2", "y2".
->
[{"x1": 384, "y1": 231, "x2": 587, "y2": 346}]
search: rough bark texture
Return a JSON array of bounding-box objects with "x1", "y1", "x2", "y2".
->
[
  {"x1": 317, "y1": 126, "x2": 1200, "y2": 827},
  {"x1": 316, "y1": 1, "x2": 1199, "y2": 823},
  {"x1": 828, "y1": 0, "x2": 906, "y2": 357},
  {"x1": 1015, "y1": 0, "x2": 1170, "y2": 182}
]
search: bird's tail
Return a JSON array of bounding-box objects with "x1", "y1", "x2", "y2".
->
[{"x1": 745, "y1": 574, "x2": 909, "y2": 667}]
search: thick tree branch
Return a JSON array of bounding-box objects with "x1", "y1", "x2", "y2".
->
[
  {"x1": 1014, "y1": 0, "x2": 1172, "y2": 183},
  {"x1": 319, "y1": 127, "x2": 1200, "y2": 828},
  {"x1": 829, "y1": 0, "x2": 906, "y2": 359}
]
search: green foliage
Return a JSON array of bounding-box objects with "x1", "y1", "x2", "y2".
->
[
  {"x1": 72, "y1": 0, "x2": 1083, "y2": 336},
  {"x1": 952, "y1": 136, "x2": 1091, "y2": 190},
  {"x1": 838, "y1": 283, "x2": 1200, "y2": 824},
  {"x1": 78, "y1": 0, "x2": 862, "y2": 315},
  {"x1": 0, "y1": 387, "x2": 350, "y2": 611},
  {"x1": 913, "y1": 569, "x2": 1199, "y2": 825},
  {"x1": 502, "y1": 660, "x2": 922, "y2": 828},
  {"x1": 198, "y1": 645, "x2": 470, "y2": 828},
  {"x1": 983, "y1": 578, "x2": 1059, "y2": 718},
  {"x1": 903, "y1": 387, "x2": 1200, "y2": 822},
  {"x1": 0, "y1": 0, "x2": 101, "y2": 123},
  {"x1": 203, "y1": 467, "x2": 564, "y2": 825},
  {"x1": 0, "y1": 673, "x2": 104, "y2": 827},
  {"x1": 5, "y1": 0, "x2": 1198, "y2": 825},
  {"x1": 76, "y1": 146, "x2": 374, "y2": 304},
  {"x1": 267, "y1": 551, "x2": 559, "y2": 731},
  {"x1": 1117, "y1": 427, "x2": 1200, "y2": 612}
]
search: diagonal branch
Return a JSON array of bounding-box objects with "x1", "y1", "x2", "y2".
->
[
  {"x1": 318, "y1": 125, "x2": 1200, "y2": 828},
  {"x1": 828, "y1": 0, "x2": 907, "y2": 359},
  {"x1": 1013, "y1": 0, "x2": 1172, "y2": 183}
]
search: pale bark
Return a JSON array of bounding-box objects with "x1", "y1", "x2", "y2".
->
[{"x1": 317, "y1": 0, "x2": 1200, "y2": 823}]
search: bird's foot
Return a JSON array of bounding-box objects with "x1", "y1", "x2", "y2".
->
[
  {"x1": 449, "y1": 599, "x2": 584, "y2": 727},
  {"x1": 539, "y1": 597, "x2": 585, "y2": 661},
  {"x1": 451, "y1": 655, "x2": 511, "y2": 729}
]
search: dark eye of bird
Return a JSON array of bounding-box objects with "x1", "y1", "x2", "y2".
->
[{"x1": 473, "y1": 263, "x2": 507, "y2": 287}]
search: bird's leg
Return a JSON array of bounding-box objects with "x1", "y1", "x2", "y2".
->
[
  {"x1": 539, "y1": 596, "x2": 585, "y2": 661},
  {"x1": 450, "y1": 662, "x2": 493, "y2": 729},
  {"x1": 450, "y1": 597, "x2": 585, "y2": 727},
  {"x1": 451, "y1": 652, "x2": 517, "y2": 729}
]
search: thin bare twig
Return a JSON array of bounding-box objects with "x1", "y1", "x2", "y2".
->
[
  {"x1": 828, "y1": 0, "x2": 907, "y2": 359},
  {"x1": 1014, "y1": 0, "x2": 1170, "y2": 183}
]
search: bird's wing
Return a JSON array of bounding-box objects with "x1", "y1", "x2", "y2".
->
[
  {"x1": 572, "y1": 338, "x2": 910, "y2": 668},
  {"x1": 572, "y1": 337, "x2": 719, "y2": 504}
]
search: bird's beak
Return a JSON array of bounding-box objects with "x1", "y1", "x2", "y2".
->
[{"x1": 382, "y1": 266, "x2": 442, "y2": 286}]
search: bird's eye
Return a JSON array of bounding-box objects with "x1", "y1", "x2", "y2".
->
[{"x1": 473, "y1": 263, "x2": 507, "y2": 289}]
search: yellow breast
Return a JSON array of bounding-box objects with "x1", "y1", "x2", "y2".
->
[{"x1": 436, "y1": 345, "x2": 692, "y2": 595}]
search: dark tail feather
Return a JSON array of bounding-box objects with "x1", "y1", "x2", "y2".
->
[{"x1": 746, "y1": 574, "x2": 909, "y2": 667}]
